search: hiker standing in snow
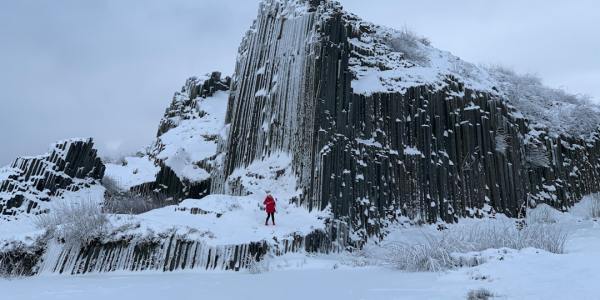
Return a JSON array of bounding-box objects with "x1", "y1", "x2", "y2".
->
[{"x1": 264, "y1": 192, "x2": 276, "y2": 226}]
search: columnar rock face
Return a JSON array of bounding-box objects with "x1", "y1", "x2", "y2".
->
[
  {"x1": 0, "y1": 138, "x2": 105, "y2": 220},
  {"x1": 36, "y1": 228, "x2": 339, "y2": 275},
  {"x1": 214, "y1": 0, "x2": 600, "y2": 238}
]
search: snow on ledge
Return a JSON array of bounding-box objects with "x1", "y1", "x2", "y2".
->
[
  {"x1": 104, "y1": 156, "x2": 160, "y2": 191},
  {"x1": 114, "y1": 194, "x2": 330, "y2": 246}
]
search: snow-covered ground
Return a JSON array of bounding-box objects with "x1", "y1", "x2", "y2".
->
[
  {"x1": 3, "y1": 200, "x2": 600, "y2": 300},
  {"x1": 111, "y1": 194, "x2": 329, "y2": 246},
  {"x1": 2, "y1": 220, "x2": 599, "y2": 300}
]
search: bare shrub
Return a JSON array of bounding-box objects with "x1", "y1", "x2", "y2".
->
[
  {"x1": 384, "y1": 235, "x2": 458, "y2": 272},
  {"x1": 588, "y1": 194, "x2": 600, "y2": 219},
  {"x1": 35, "y1": 199, "x2": 110, "y2": 246},
  {"x1": 451, "y1": 221, "x2": 569, "y2": 254},
  {"x1": 486, "y1": 65, "x2": 600, "y2": 136},
  {"x1": 467, "y1": 288, "x2": 495, "y2": 300},
  {"x1": 527, "y1": 204, "x2": 560, "y2": 224},
  {"x1": 0, "y1": 242, "x2": 44, "y2": 278},
  {"x1": 244, "y1": 254, "x2": 270, "y2": 274},
  {"x1": 103, "y1": 177, "x2": 169, "y2": 214},
  {"x1": 384, "y1": 221, "x2": 569, "y2": 272},
  {"x1": 102, "y1": 176, "x2": 122, "y2": 194},
  {"x1": 388, "y1": 27, "x2": 429, "y2": 65},
  {"x1": 103, "y1": 192, "x2": 168, "y2": 214},
  {"x1": 419, "y1": 37, "x2": 431, "y2": 46}
]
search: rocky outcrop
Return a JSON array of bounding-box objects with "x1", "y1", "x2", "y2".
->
[
  {"x1": 31, "y1": 220, "x2": 347, "y2": 275},
  {"x1": 104, "y1": 72, "x2": 231, "y2": 205},
  {"x1": 155, "y1": 72, "x2": 231, "y2": 137},
  {"x1": 213, "y1": 0, "x2": 600, "y2": 239},
  {"x1": 0, "y1": 138, "x2": 105, "y2": 220}
]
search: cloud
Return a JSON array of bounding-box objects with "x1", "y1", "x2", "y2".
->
[{"x1": 0, "y1": 0, "x2": 598, "y2": 165}]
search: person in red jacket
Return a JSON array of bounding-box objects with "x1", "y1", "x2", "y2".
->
[{"x1": 264, "y1": 193, "x2": 276, "y2": 226}]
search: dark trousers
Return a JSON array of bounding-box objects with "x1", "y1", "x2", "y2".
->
[{"x1": 265, "y1": 212, "x2": 275, "y2": 225}]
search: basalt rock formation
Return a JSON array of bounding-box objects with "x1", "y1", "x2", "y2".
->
[
  {"x1": 36, "y1": 227, "x2": 341, "y2": 275},
  {"x1": 212, "y1": 0, "x2": 600, "y2": 239},
  {"x1": 104, "y1": 72, "x2": 231, "y2": 204},
  {"x1": 2, "y1": 0, "x2": 600, "y2": 277},
  {"x1": 0, "y1": 138, "x2": 104, "y2": 220}
]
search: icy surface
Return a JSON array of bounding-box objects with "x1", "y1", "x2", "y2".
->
[{"x1": 104, "y1": 156, "x2": 159, "y2": 190}]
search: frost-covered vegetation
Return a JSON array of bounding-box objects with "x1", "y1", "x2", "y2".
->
[
  {"x1": 352, "y1": 20, "x2": 600, "y2": 138},
  {"x1": 246, "y1": 254, "x2": 272, "y2": 274},
  {"x1": 486, "y1": 65, "x2": 600, "y2": 137},
  {"x1": 383, "y1": 217, "x2": 569, "y2": 272},
  {"x1": 526, "y1": 204, "x2": 561, "y2": 224},
  {"x1": 387, "y1": 27, "x2": 430, "y2": 65},
  {"x1": 35, "y1": 199, "x2": 110, "y2": 245},
  {"x1": 587, "y1": 194, "x2": 600, "y2": 219}
]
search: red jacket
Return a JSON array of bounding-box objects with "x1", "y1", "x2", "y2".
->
[{"x1": 264, "y1": 195, "x2": 276, "y2": 213}]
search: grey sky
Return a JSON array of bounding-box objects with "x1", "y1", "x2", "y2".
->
[{"x1": 1, "y1": 0, "x2": 598, "y2": 166}]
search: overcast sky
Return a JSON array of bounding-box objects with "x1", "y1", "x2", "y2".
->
[{"x1": 1, "y1": 0, "x2": 598, "y2": 166}]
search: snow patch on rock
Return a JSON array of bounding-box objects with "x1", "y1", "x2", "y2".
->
[
  {"x1": 153, "y1": 90, "x2": 228, "y2": 182},
  {"x1": 104, "y1": 156, "x2": 159, "y2": 191}
]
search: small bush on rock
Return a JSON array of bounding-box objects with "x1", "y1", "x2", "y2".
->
[
  {"x1": 467, "y1": 288, "x2": 495, "y2": 300},
  {"x1": 35, "y1": 199, "x2": 110, "y2": 246},
  {"x1": 0, "y1": 242, "x2": 44, "y2": 278},
  {"x1": 388, "y1": 27, "x2": 429, "y2": 65}
]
